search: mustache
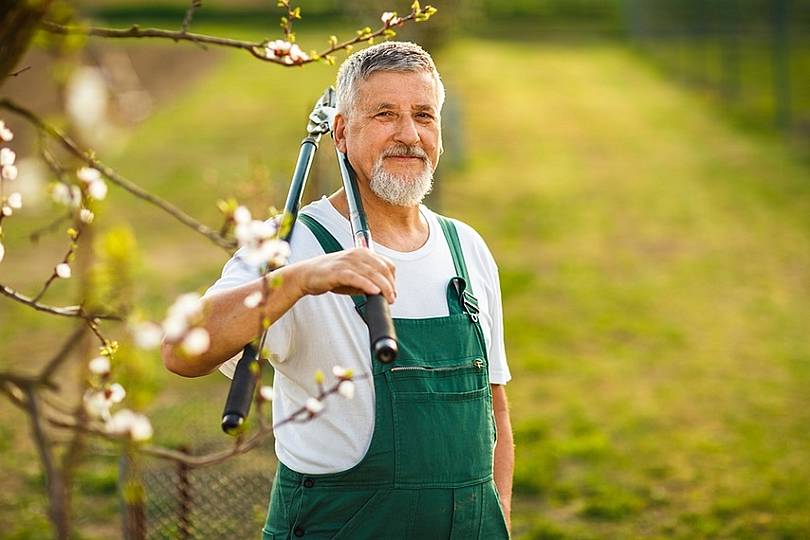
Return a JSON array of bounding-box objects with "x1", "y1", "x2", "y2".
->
[{"x1": 381, "y1": 144, "x2": 429, "y2": 161}]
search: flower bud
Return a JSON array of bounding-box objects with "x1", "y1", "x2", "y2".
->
[
  {"x1": 305, "y1": 397, "x2": 324, "y2": 414},
  {"x1": 55, "y1": 263, "x2": 71, "y2": 279}
]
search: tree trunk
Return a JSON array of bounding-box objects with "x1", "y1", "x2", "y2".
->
[{"x1": 0, "y1": 0, "x2": 55, "y2": 83}]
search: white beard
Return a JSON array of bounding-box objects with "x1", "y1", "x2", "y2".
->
[{"x1": 369, "y1": 156, "x2": 434, "y2": 207}]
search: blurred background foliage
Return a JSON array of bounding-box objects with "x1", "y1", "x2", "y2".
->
[{"x1": 1, "y1": 0, "x2": 809, "y2": 538}]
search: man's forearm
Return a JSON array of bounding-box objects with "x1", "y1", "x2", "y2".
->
[
  {"x1": 161, "y1": 263, "x2": 304, "y2": 377},
  {"x1": 492, "y1": 384, "x2": 514, "y2": 532}
]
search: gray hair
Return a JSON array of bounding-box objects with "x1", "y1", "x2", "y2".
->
[{"x1": 335, "y1": 41, "x2": 445, "y2": 117}]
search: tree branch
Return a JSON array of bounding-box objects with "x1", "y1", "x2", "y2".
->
[
  {"x1": 0, "y1": 282, "x2": 120, "y2": 320},
  {"x1": 0, "y1": 98, "x2": 236, "y2": 251},
  {"x1": 39, "y1": 325, "x2": 87, "y2": 384},
  {"x1": 39, "y1": 6, "x2": 431, "y2": 66}
]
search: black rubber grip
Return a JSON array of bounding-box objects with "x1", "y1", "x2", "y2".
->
[
  {"x1": 221, "y1": 345, "x2": 260, "y2": 435},
  {"x1": 365, "y1": 294, "x2": 398, "y2": 363}
]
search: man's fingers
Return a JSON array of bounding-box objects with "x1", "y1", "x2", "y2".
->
[
  {"x1": 354, "y1": 258, "x2": 396, "y2": 304},
  {"x1": 334, "y1": 271, "x2": 381, "y2": 297}
]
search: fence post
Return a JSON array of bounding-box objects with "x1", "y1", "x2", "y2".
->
[
  {"x1": 721, "y1": 0, "x2": 741, "y2": 102},
  {"x1": 177, "y1": 445, "x2": 193, "y2": 540},
  {"x1": 770, "y1": 0, "x2": 791, "y2": 129},
  {"x1": 120, "y1": 446, "x2": 146, "y2": 540}
]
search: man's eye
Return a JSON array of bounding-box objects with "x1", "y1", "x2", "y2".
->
[
  {"x1": 377, "y1": 111, "x2": 394, "y2": 118},
  {"x1": 416, "y1": 113, "x2": 434, "y2": 120}
]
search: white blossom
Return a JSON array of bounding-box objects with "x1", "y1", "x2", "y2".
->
[
  {"x1": 0, "y1": 120, "x2": 13, "y2": 142},
  {"x1": 289, "y1": 44, "x2": 310, "y2": 63},
  {"x1": 66, "y1": 67, "x2": 108, "y2": 135},
  {"x1": 332, "y1": 365, "x2": 353, "y2": 379},
  {"x1": 1, "y1": 205, "x2": 10, "y2": 217},
  {"x1": 55, "y1": 263, "x2": 71, "y2": 279},
  {"x1": 79, "y1": 208, "x2": 95, "y2": 223},
  {"x1": 162, "y1": 315, "x2": 187, "y2": 341},
  {"x1": 182, "y1": 327, "x2": 210, "y2": 356},
  {"x1": 107, "y1": 382, "x2": 126, "y2": 404},
  {"x1": 131, "y1": 321, "x2": 162, "y2": 349},
  {"x1": 84, "y1": 390, "x2": 112, "y2": 420},
  {"x1": 7, "y1": 192, "x2": 22, "y2": 209},
  {"x1": 235, "y1": 219, "x2": 277, "y2": 246},
  {"x1": 0, "y1": 147, "x2": 15, "y2": 166},
  {"x1": 14, "y1": 158, "x2": 47, "y2": 208},
  {"x1": 51, "y1": 183, "x2": 82, "y2": 208},
  {"x1": 338, "y1": 380, "x2": 356, "y2": 399},
  {"x1": 305, "y1": 397, "x2": 324, "y2": 414},
  {"x1": 236, "y1": 217, "x2": 289, "y2": 267},
  {"x1": 259, "y1": 385, "x2": 274, "y2": 401},
  {"x1": 233, "y1": 205, "x2": 251, "y2": 225},
  {"x1": 243, "y1": 290, "x2": 263, "y2": 308},
  {"x1": 77, "y1": 167, "x2": 101, "y2": 183},
  {"x1": 381, "y1": 11, "x2": 402, "y2": 26},
  {"x1": 87, "y1": 179, "x2": 107, "y2": 201},
  {"x1": 265, "y1": 39, "x2": 292, "y2": 60},
  {"x1": 168, "y1": 292, "x2": 203, "y2": 321},
  {"x1": 107, "y1": 409, "x2": 153, "y2": 441},
  {"x1": 88, "y1": 356, "x2": 111, "y2": 376},
  {"x1": 1, "y1": 164, "x2": 16, "y2": 181}
]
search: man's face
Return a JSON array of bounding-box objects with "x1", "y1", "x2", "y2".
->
[{"x1": 335, "y1": 70, "x2": 442, "y2": 207}]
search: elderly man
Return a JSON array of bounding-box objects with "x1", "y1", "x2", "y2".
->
[{"x1": 163, "y1": 41, "x2": 513, "y2": 539}]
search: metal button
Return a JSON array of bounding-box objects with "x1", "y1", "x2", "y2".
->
[
  {"x1": 294, "y1": 527, "x2": 305, "y2": 537},
  {"x1": 303, "y1": 478, "x2": 314, "y2": 488}
]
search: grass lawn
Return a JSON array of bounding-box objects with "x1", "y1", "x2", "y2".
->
[{"x1": 1, "y1": 26, "x2": 809, "y2": 539}]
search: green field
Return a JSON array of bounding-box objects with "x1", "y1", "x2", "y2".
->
[{"x1": 1, "y1": 24, "x2": 810, "y2": 539}]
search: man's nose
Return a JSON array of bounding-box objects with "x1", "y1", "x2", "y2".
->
[{"x1": 393, "y1": 115, "x2": 420, "y2": 146}]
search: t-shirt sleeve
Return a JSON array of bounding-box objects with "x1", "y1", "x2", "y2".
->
[
  {"x1": 453, "y1": 219, "x2": 511, "y2": 385},
  {"x1": 486, "y1": 261, "x2": 511, "y2": 385},
  {"x1": 203, "y1": 246, "x2": 294, "y2": 379}
]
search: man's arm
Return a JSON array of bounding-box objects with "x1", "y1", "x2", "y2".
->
[
  {"x1": 492, "y1": 383, "x2": 514, "y2": 532},
  {"x1": 161, "y1": 248, "x2": 397, "y2": 377}
]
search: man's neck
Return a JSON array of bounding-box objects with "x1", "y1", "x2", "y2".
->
[{"x1": 328, "y1": 186, "x2": 429, "y2": 253}]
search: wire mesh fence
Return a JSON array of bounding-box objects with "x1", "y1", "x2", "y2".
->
[
  {"x1": 623, "y1": 0, "x2": 810, "y2": 137},
  {"x1": 120, "y1": 443, "x2": 276, "y2": 539}
]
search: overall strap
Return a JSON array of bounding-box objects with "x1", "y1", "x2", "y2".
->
[
  {"x1": 436, "y1": 216, "x2": 470, "y2": 287},
  {"x1": 436, "y1": 216, "x2": 480, "y2": 319},
  {"x1": 297, "y1": 214, "x2": 366, "y2": 309}
]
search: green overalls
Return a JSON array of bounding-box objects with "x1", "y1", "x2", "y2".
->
[{"x1": 262, "y1": 214, "x2": 509, "y2": 540}]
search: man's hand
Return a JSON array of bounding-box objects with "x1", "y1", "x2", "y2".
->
[
  {"x1": 298, "y1": 248, "x2": 397, "y2": 304},
  {"x1": 162, "y1": 250, "x2": 396, "y2": 377}
]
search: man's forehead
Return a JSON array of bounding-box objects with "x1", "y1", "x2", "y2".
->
[{"x1": 355, "y1": 71, "x2": 439, "y2": 109}]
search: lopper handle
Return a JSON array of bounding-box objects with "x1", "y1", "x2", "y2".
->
[
  {"x1": 365, "y1": 294, "x2": 398, "y2": 363},
  {"x1": 221, "y1": 344, "x2": 260, "y2": 434}
]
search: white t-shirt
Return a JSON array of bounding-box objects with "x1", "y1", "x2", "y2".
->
[{"x1": 206, "y1": 197, "x2": 510, "y2": 474}]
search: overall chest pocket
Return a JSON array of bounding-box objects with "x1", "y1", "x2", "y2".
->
[{"x1": 385, "y1": 358, "x2": 495, "y2": 488}]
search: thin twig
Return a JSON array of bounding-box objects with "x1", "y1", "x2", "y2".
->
[
  {"x1": 47, "y1": 412, "x2": 273, "y2": 467},
  {"x1": 0, "y1": 372, "x2": 58, "y2": 391},
  {"x1": 29, "y1": 211, "x2": 73, "y2": 243},
  {"x1": 0, "y1": 98, "x2": 235, "y2": 251},
  {"x1": 0, "y1": 380, "x2": 27, "y2": 408},
  {"x1": 181, "y1": 0, "x2": 202, "y2": 34},
  {"x1": 9, "y1": 65, "x2": 32, "y2": 77},
  {"x1": 0, "y1": 282, "x2": 120, "y2": 320},
  {"x1": 31, "y1": 226, "x2": 82, "y2": 303},
  {"x1": 273, "y1": 374, "x2": 365, "y2": 429},
  {"x1": 84, "y1": 318, "x2": 107, "y2": 346}
]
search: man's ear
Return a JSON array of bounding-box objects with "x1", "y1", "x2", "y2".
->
[{"x1": 333, "y1": 113, "x2": 348, "y2": 153}]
